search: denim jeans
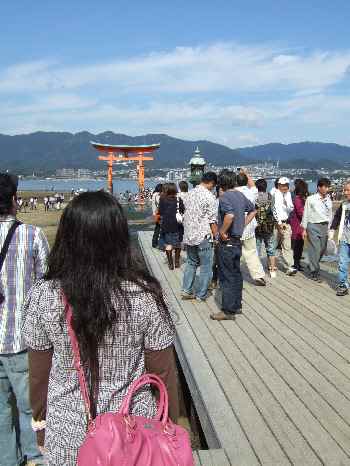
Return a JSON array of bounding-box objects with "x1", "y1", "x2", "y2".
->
[
  {"x1": 182, "y1": 239, "x2": 213, "y2": 299},
  {"x1": 218, "y1": 239, "x2": 243, "y2": 313},
  {"x1": 256, "y1": 234, "x2": 276, "y2": 257},
  {"x1": 338, "y1": 241, "x2": 350, "y2": 288},
  {"x1": 0, "y1": 351, "x2": 43, "y2": 466}
]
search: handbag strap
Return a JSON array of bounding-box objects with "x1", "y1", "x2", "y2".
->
[
  {"x1": 63, "y1": 294, "x2": 93, "y2": 426},
  {"x1": 0, "y1": 221, "x2": 21, "y2": 273}
]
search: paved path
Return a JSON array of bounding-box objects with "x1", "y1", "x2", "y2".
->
[{"x1": 139, "y1": 231, "x2": 350, "y2": 466}]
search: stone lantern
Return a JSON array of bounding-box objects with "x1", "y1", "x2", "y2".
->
[{"x1": 189, "y1": 146, "x2": 206, "y2": 188}]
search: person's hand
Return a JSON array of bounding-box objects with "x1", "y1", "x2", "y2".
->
[
  {"x1": 328, "y1": 230, "x2": 335, "y2": 240},
  {"x1": 219, "y1": 230, "x2": 229, "y2": 242},
  {"x1": 302, "y1": 230, "x2": 308, "y2": 241}
]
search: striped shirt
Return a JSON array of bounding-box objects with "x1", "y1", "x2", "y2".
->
[{"x1": 0, "y1": 215, "x2": 49, "y2": 354}]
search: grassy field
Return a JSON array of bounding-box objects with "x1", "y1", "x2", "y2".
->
[
  {"x1": 17, "y1": 203, "x2": 154, "y2": 247},
  {"x1": 17, "y1": 206, "x2": 62, "y2": 246}
]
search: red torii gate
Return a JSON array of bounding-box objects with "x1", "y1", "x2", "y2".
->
[{"x1": 90, "y1": 141, "x2": 160, "y2": 195}]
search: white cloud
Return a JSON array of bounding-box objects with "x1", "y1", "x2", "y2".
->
[
  {"x1": 0, "y1": 42, "x2": 350, "y2": 146},
  {"x1": 1, "y1": 43, "x2": 350, "y2": 96}
]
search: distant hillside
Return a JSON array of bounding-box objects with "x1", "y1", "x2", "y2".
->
[
  {"x1": 237, "y1": 142, "x2": 350, "y2": 168},
  {"x1": 0, "y1": 131, "x2": 243, "y2": 173},
  {"x1": 0, "y1": 132, "x2": 349, "y2": 173}
]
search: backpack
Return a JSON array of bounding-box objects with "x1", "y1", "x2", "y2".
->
[{"x1": 255, "y1": 193, "x2": 275, "y2": 236}]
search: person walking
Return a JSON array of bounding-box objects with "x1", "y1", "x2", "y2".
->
[
  {"x1": 158, "y1": 183, "x2": 184, "y2": 270},
  {"x1": 0, "y1": 173, "x2": 49, "y2": 466},
  {"x1": 210, "y1": 170, "x2": 256, "y2": 321},
  {"x1": 290, "y1": 179, "x2": 309, "y2": 271},
  {"x1": 255, "y1": 178, "x2": 277, "y2": 278},
  {"x1": 272, "y1": 177, "x2": 297, "y2": 275},
  {"x1": 328, "y1": 180, "x2": 350, "y2": 296},
  {"x1": 301, "y1": 178, "x2": 332, "y2": 282},
  {"x1": 182, "y1": 172, "x2": 218, "y2": 302},
  {"x1": 21, "y1": 191, "x2": 179, "y2": 466},
  {"x1": 151, "y1": 183, "x2": 163, "y2": 248},
  {"x1": 236, "y1": 170, "x2": 266, "y2": 286}
]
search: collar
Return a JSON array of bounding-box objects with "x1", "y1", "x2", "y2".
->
[{"x1": 316, "y1": 193, "x2": 329, "y2": 201}]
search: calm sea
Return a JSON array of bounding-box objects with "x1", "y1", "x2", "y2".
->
[
  {"x1": 19, "y1": 178, "x2": 318, "y2": 194},
  {"x1": 18, "y1": 179, "x2": 157, "y2": 193}
]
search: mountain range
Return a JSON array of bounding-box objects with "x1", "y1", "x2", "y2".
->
[{"x1": 0, "y1": 131, "x2": 349, "y2": 173}]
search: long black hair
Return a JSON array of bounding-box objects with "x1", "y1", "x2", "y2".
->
[{"x1": 45, "y1": 191, "x2": 171, "y2": 415}]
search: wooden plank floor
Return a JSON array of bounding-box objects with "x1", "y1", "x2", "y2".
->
[{"x1": 139, "y1": 231, "x2": 350, "y2": 466}]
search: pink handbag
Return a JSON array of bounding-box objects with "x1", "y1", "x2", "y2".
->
[{"x1": 64, "y1": 297, "x2": 194, "y2": 466}]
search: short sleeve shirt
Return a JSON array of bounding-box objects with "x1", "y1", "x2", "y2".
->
[{"x1": 219, "y1": 190, "x2": 255, "y2": 238}]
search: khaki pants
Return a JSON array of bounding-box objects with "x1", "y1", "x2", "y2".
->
[
  {"x1": 242, "y1": 236, "x2": 265, "y2": 280},
  {"x1": 275, "y1": 224, "x2": 294, "y2": 269}
]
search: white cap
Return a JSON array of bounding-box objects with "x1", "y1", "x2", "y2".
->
[{"x1": 278, "y1": 177, "x2": 290, "y2": 185}]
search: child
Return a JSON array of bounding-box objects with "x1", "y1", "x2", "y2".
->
[{"x1": 329, "y1": 180, "x2": 350, "y2": 296}]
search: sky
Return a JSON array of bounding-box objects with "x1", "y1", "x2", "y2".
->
[{"x1": 1, "y1": 0, "x2": 350, "y2": 148}]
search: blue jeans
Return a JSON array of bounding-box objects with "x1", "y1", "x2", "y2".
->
[
  {"x1": 217, "y1": 239, "x2": 243, "y2": 313},
  {"x1": 256, "y1": 234, "x2": 276, "y2": 257},
  {"x1": 0, "y1": 351, "x2": 43, "y2": 466},
  {"x1": 338, "y1": 241, "x2": 350, "y2": 288},
  {"x1": 182, "y1": 239, "x2": 213, "y2": 299}
]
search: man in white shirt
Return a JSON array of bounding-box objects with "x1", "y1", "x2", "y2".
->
[
  {"x1": 301, "y1": 178, "x2": 332, "y2": 282},
  {"x1": 272, "y1": 177, "x2": 296, "y2": 275},
  {"x1": 236, "y1": 170, "x2": 266, "y2": 286}
]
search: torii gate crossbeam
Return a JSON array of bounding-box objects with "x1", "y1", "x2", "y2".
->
[{"x1": 91, "y1": 142, "x2": 160, "y2": 195}]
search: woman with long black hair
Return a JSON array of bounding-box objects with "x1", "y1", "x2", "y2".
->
[
  {"x1": 158, "y1": 183, "x2": 184, "y2": 270},
  {"x1": 22, "y1": 191, "x2": 178, "y2": 466}
]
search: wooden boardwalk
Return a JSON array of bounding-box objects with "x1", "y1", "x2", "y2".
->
[{"x1": 139, "y1": 231, "x2": 350, "y2": 466}]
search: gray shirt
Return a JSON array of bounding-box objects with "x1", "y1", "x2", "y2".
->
[{"x1": 219, "y1": 190, "x2": 255, "y2": 238}]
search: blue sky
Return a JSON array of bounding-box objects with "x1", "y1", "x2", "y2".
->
[{"x1": 1, "y1": 0, "x2": 350, "y2": 147}]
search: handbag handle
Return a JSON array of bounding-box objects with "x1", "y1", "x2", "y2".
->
[
  {"x1": 63, "y1": 295, "x2": 94, "y2": 426},
  {"x1": 120, "y1": 374, "x2": 169, "y2": 426}
]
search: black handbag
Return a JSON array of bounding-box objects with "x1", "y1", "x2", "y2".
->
[{"x1": 0, "y1": 221, "x2": 21, "y2": 304}]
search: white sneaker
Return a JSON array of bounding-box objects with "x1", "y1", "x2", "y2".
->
[
  {"x1": 286, "y1": 267, "x2": 297, "y2": 276},
  {"x1": 270, "y1": 270, "x2": 277, "y2": 278}
]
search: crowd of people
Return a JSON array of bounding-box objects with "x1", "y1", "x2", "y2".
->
[
  {"x1": 152, "y1": 170, "x2": 350, "y2": 321},
  {"x1": 117, "y1": 187, "x2": 153, "y2": 204},
  {"x1": 1, "y1": 169, "x2": 350, "y2": 466}
]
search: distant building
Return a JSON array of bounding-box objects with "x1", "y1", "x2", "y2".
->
[
  {"x1": 56, "y1": 168, "x2": 76, "y2": 178},
  {"x1": 77, "y1": 168, "x2": 92, "y2": 178},
  {"x1": 166, "y1": 170, "x2": 176, "y2": 182}
]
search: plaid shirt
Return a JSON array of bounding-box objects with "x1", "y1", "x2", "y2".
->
[{"x1": 0, "y1": 215, "x2": 49, "y2": 354}]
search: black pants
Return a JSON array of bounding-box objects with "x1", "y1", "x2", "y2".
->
[
  {"x1": 218, "y1": 239, "x2": 243, "y2": 313},
  {"x1": 212, "y1": 243, "x2": 219, "y2": 283},
  {"x1": 152, "y1": 222, "x2": 161, "y2": 248},
  {"x1": 292, "y1": 239, "x2": 304, "y2": 267}
]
